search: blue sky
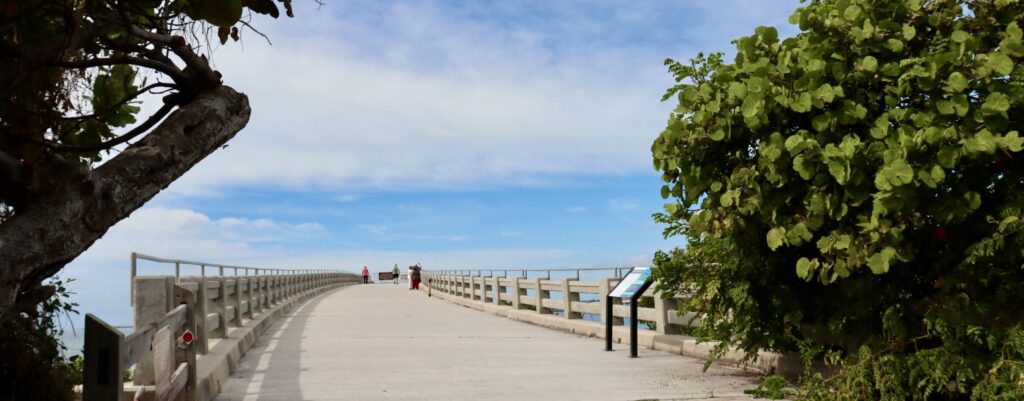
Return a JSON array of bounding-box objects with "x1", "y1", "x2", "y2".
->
[{"x1": 62, "y1": 0, "x2": 802, "y2": 327}]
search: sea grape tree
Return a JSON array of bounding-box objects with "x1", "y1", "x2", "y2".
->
[{"x1": 653, "y1": 0, "x2": 1024, "y2": 398}]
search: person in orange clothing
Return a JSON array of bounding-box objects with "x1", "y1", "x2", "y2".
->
[{"x1": 361, "y1": 266, "x2": 369, "y2": 284}]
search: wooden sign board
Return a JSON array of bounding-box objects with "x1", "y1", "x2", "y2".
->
[{"x1": 378, "y1": 272, "x2": 395, "y2": 281}]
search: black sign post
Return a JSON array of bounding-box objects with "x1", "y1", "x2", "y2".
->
[{"x1": 604, "y1": 266, "x2": 654, "y2": 358}]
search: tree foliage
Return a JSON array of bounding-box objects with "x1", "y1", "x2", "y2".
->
[
  {"x1": 0, "y1": 0, "x2": 301, "y2": 397},
  {"x1": 652, "y1": 0, "x2": 1024, "y2": 398}
]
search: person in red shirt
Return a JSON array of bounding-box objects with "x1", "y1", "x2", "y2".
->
[{"x1": 361, "y1": 266, "x2": 369, "y2": 284}]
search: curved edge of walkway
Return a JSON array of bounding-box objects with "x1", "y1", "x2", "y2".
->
[
  {"x1": 163, "y1": 284, "x2": 356, "y2": 401},
  {"x1": 422, "y1": 284, "x2": 803, "y2": 377}
]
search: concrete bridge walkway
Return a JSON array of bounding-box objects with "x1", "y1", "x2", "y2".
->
[{"x1": 215, "y1": 284, "x2": 759, "y2": 401}]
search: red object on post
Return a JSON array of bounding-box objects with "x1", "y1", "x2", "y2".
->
[{"x1": 181, "y1": 330, "x2": 195, "y2": 345}]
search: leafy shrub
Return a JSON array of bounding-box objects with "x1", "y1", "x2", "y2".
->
[
  {"x1": 0, "y1": 277, "x2": 80, "y2": 400},
  {"x1": 652, "y1": 0, "x2": 1024, "y2": 399}
]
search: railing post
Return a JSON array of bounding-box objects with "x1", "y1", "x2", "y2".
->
[
  {"x1": 132, "y1": 275, "x2": 174, "y2": 386},
  {"x1": 511, "y1": 277, "x2": 524, "y2": 310},
  {"x1": 209, "y1": 277, "x2": 228, "y2": 339},
  {"x1": 179, "y1": 275, "x2": 210, "y2": 354},
  {"x1": 654, "y1": 289, "x2": 681, "y2": 335},
  {"x1": 563, "y1": 278, "x2": 580, "y2": 319},
  {"x1": 173, "y1": 285, "x2": 198, "y2": 401},
  {"x1": 481, "y1": 276, "x2": 490, "y2": 303},
  {"x1": 599, "y1": 277, "x2": 622, "y2": 326},
  {"x1": 242, "y1": 276, "x2": 254, "y2": 320},
  {"x1": 535, "y1": 277, "x2": 550, "y2": 314},
  {"x1": 228, "y1": 277, "x2": 241, "y2": 327}
]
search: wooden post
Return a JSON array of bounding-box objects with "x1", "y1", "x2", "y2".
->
[{"x1": 83, "y1": 314, "x2": 124, "y2": 401}]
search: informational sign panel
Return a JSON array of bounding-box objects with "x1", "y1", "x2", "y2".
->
[
  {"x1": 609, "y1": 266, "x2": 651, "y2": 298},
  {"x1": 378, "y1": 272, "x2": 395, "y2": 281}
]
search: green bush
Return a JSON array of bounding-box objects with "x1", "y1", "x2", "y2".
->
[
  {"x1": 652, "y1": 0, "x2": 1024, "y2": 399},
  {"x1": 0, "y1": 277, "x2": 80, "y2": 400}
]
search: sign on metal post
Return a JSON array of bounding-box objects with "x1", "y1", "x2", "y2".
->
[
  {"x1": 609, "y1": 267, "x2": 651, "y2": 298},
  {"x1": 604, "y1": 266, "x2": 653, "y2": 358}
]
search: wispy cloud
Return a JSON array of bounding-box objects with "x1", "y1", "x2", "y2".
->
[
  {"x1": 335, "y1": 194, "x2": 360, "y2": 202},
  {"x1": 567, "y1": 206, "x2": 587, "y2": 213},
  {"x1": 164, "y1": 0, "x2": 801, "y2": 195},
  {"x1": 608, "y1": 199, "x2": 639, "y2": 211}
]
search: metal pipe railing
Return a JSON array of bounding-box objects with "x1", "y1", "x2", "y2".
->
[{"x1": 131, "y1": 252, "x2": 345, "y2": 305}]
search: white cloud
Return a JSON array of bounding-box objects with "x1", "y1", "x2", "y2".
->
[
  {"x1": 335, "y1": 194, "x2": 360, "y2": 202},
  {"x1": 360, "y1": 224, "x2": 389, "y2": 236},
  {"x1": 608, "y1": 199, "x2": 639, "y2": 211},
  {"x1": 162, "y1": 1, "x2": 729, "y2": 195},
  {"x1": 567, "y1": 206, "x2": 587, "y2": 213}
]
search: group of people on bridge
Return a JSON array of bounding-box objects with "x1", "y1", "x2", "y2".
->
[{"x1": 360, "y1": 264, "x2": 422, "y2": 289}]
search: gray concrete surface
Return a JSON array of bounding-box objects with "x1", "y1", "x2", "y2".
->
[{"x1": 216, "y1": 284, "x2": 760, "y2": 401}]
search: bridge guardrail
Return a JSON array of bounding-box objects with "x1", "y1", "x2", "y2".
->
[
  {"x1": 83, "y1": 253, "x2": 361, "y2": 401},
  {"x1": 423, "y1": 268, "x2": 696, "y2": 336}
]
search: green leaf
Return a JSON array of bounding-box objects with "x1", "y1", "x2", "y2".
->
[
  {"x1": 1009, "y1": 22, "x2": 1023, "y2": 41},
  {"x1": 936, "y1": 100, "x2": 954, "y2": 115},
  {"x1": 889, "y1": 159, "x2": 914, "y2": 186},
  {"x1": 886, "y1": 38, "x2": 904, "y2": 52},
  {"x1": 986, "y1": 53, "x2": 1014, "y2": 76},
  {"x1": 796, "y1": 257, "x2": 811, "y2": 279},
  {"x1": 867, "y1": 247, "x2": 896, "y2": 274},
  {"x1": 827, "y1": 159, "x2": 848, "y2": 184},
  {"x1": 728, "y1": 82, "x2": 747, "y2": 99},
  {"x1": 981, "y1": 92, "x2": 1011, "y2": 116},
  {"x1": 843, "y1": 5, "x2": 862, "y2": 21},
  {"x1": 938, "y1": 147, "x2": 959, "y2": 169},
  {"x1": 999, "y1": 131, "x2": 1024, "y2": 152},
  {"x1": 834, "y1": 234, "x2": 851, "y2": 250},
  {"x1": 792, "y1": 92, "x2": 812, "y2": 112},
  {"x1": 902, "y1": 24, "x2": 916, "y2": 41},
  {"x1": 793, "y1": 155, "x2": 815, "y2": 180},
  {"x1": 742, "y1": 95, "x2": 763, "y2": 118},
  {"x1": 946, "y1": 72, "x2": 968, "y2": 93},
  {"x1": 964, "y1": 129, "x2": 998, "y2": 155},
  {"x1": 790, "y1": 223, "x2": 813, "y2": 242},
  {"x1": 952, "y1": 94, "x2": 970, "y2": 116},
  {"x1": 951, "y1": 30, "x2": 971, "y2": 43},
  {"x1": 767, "y1": 227, "x2": 786, "y2": 250},
  {"x1": 861, "y1": 56, "x2": 878, "y2": 72}
]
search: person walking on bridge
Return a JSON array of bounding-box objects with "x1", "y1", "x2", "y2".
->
[
  {"x1": 410, "y1": 263, "x2": 422, "y2": 290},
  {"x1": 361, "y1": 266, "x2": 369, "y2": 284},
  {"x1": 392, "y1": 264, "x2": 400, "y2": 285}
]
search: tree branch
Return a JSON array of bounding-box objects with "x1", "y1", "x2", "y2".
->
[
  {"x1": 0, "y1": 86, "x2": 250, "y2": 322},
  {"x1": 55, "y1": 56, "x2": 189, "y2": 86},
  {"x1": 127, "y1": 24, "x2": 221, "y2": 89},
  {"x1": 0, "y1": 150, "x2": 22, "y2": 196},
  {"x1": 59, "y1": 83, "x2": 177, "y2": 121}
]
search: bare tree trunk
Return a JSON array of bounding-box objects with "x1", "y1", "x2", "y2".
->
[{"x1": 0, "y1": 86, "x2": 250, "y2": 321}]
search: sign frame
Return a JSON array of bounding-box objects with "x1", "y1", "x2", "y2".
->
[{"x1": 604, "y1": 266, "x2": 655, "y2": 358}]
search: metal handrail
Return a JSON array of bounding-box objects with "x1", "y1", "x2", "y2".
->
[
  {"x1": 429, "y1": 266, "x2": 634, "y2": 279},
  {"x1": 130, "y1": 252, "x2": 348, "y2": 305}
]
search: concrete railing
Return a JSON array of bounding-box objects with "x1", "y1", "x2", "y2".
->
[
  {"x1": 422, "y1": 268, "x2": 694, "y2": 335},
  {"x1": 422, "y1": 268, "x2": 795, "y2": 375},
  {"x1": 84, "y1": 253, "x2": 361, "y2": 401}
]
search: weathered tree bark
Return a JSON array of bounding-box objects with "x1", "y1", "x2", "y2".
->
[{"x1": 0, "y1": 86, "x2": 250, "y2": 322}]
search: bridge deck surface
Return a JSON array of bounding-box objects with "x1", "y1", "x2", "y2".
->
[{"x1": 215, "y1": 284, "x2": 759, "y2": 401}]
